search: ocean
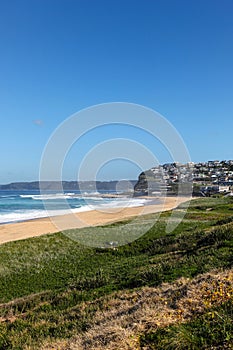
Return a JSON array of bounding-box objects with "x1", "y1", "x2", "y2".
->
[{"x1": 0, "y1": 190, "x2": 151, "y2": 224}]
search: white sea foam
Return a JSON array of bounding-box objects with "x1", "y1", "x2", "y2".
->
[
  {"x1": 0, "y1": 207, "x2": 89, "y2": 224},
  {"x1": 0, "y1": 210, "x2": 50, "y2": 224},
  {"x1": 0, "y1": 197, "x2": 155, "y2": 224},
  {"x1": 73, "y1": 198, "x2": 153, "y2": 214},
  {"x1": 81, "y1": 191, "x2": 100, "y2": 196},
  {"x1": 20, "y1": 193, "x2": 76, "y2": 200}
]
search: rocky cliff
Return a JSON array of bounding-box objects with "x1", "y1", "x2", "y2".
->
[{"x1": 134, "y1": 169, "x2": 167, "y2": 196}]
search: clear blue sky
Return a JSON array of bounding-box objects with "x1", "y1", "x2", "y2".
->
[{"x1": 0, "y1": 0, "x2": 233, "y2": 183}]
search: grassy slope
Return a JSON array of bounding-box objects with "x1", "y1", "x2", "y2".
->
[{"x1": 0, "y1": 197, "x2": 232, "y2": 349}]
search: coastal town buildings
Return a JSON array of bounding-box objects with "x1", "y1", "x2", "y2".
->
[{"x1": 134, "y1": 160, "x2": 233, "y2": 196}]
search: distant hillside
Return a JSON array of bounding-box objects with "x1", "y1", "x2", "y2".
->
[
  {"x1": 0, "y1": 180, "x2": 137, "y2": 192},
  {"x1": 134, "y1": 160, "x2": 233, "y2": 196}
]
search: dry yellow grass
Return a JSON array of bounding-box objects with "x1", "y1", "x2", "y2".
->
[{"x1": 41, "y1": 268, "x2": 233, "y2": 350}]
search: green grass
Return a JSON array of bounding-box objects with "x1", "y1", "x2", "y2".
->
[
  {"x1": 140, "y1": 300, "x2": 233, "y2": 349},
  {"x1": 0, "y1": 197, "x2": 232, "y2": 349}
]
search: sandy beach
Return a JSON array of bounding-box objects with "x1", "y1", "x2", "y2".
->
[{"x1": 0, "y1": 196, "x2": 190, "y2": 245}]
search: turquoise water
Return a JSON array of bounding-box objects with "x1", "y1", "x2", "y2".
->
[{"x1": 0, "y1": 190, "x2": 150, "y2": 224}]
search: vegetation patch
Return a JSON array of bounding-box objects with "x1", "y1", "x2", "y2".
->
[{"x1": 0, "y1": 197, "x2": 232, "y2": 349}]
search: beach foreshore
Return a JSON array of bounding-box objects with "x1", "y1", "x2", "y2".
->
[{"x1": 0, "y1": 196, "x2": 190, "y2": 245}]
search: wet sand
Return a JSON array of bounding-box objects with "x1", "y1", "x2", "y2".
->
[{"x1": 0, "y1": 196, "x2": 190, "y2": 245}]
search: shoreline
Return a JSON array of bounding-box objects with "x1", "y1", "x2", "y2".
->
[
  {"x1": 0, "y1": 196, "x2": 190, "y2": 245},
  {"x1": 0, "y1": 196, "x2": 157, "y2": 226}
]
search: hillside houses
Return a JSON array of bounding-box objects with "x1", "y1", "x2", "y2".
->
[{"x1": 134, "y1": 160, "x2": 233, "y2": 196}]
